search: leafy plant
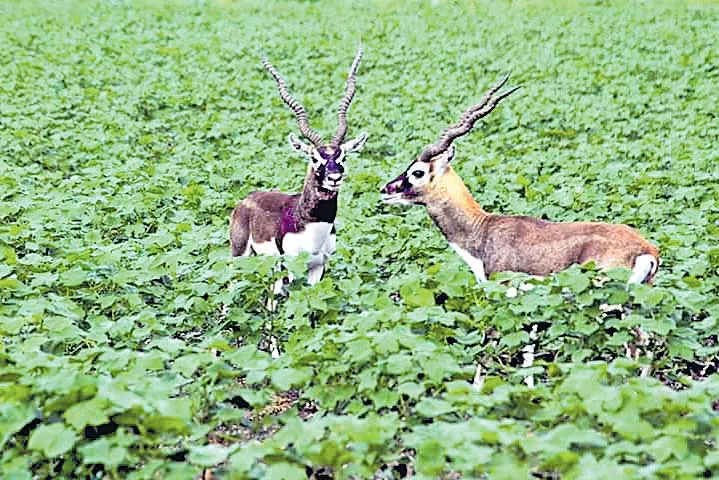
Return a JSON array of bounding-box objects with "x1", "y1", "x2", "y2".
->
[{"x1": 1, "y1": 0, "x2": 718, "y2": 478}]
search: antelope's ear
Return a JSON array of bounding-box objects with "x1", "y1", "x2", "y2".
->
[
  {"x1": 288, "y1": 133, "x2": 313, "y2": 156},
  {"x1": 342, "y1": 132, "x2": 368, "y2": 153},
  {"x1": 433, "y1": 145, "x2": 455, "y2": 174}
]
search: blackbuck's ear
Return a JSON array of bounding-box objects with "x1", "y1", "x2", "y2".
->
[
  {"x1": 342, "y1": 132, "x2": 368, "y2": 153},
  {"x1": 434, "y1": 145, "x2": 455, "y2": 175},
  {"x1": 288, "y1": 133, "x2": 314, "y2": 156}
]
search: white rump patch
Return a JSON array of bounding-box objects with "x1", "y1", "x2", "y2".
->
[
  {"x1": 450, "y1": 243, "x2": 487, "y2": 282},
  {"x1": 629, "y1": 254, "x2": 657, "y2": 284}
]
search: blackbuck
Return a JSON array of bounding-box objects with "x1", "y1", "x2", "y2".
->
[
  {"x1": 230, "y1": 47, "x2": 368, "y2": 288},
  {"x1": 381, "y1": 74, "x2": 660, "y2": 285}
]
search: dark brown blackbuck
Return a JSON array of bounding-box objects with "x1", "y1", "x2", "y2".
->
[
  {"x1": 381, "y1": 74, "x2": 659, "y2": 285},
  {"x1": 231, "y1": 46, "x2": 367, "y2": 291}
]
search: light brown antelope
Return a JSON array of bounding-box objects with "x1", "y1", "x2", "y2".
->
[
  {"x1": 230, "y1": 47, "x2": 367, "y2": 289},
  {"x1": 380, "y1": 74, "x2": 660, "y2": 285}
]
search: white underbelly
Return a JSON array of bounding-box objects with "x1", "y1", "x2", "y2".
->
[
  {"x1": 249, "y1": 234, "x2": 281, "y2": 255},
  {"x1": 283, "y1": 222, "x2": 334, "y2": 256}
]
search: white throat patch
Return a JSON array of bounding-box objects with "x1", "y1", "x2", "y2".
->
[{"x1": 381, "y1": 193, "x2": 414, "y2": 206}]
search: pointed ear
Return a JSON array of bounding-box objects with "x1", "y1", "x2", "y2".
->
[
  {"x1": 434, "y1": 145, "x2": 455, "y2": 174},
  {"x1": 341, "y1": 132, "x2": 368, "y2": 153},
  {"x1": 288, "y1": 133, "x2": 313, "y2": 156}
]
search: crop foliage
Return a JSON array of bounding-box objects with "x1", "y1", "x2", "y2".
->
[{"x1": 1, "y1": 0, "x2": 718, "y2": 479}]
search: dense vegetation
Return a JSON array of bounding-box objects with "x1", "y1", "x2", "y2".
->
[{"x1": 1, "y1": 0, "x2": 718, "y2": 478}]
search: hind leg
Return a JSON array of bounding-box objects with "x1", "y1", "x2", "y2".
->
[
  {"x1": 267, "y1": 269, "x2": 294, "y2": 312},
  {"x1": 223, "y1": 205, "x2": 252, "y2": 322}
]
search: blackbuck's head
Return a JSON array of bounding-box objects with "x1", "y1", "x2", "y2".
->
[
  {"x1": 381, "y1": 74, "x2": 520, "y2": 205},
  {"x1": 262, "y1": 47, "x2": 368, "y2": 193}
]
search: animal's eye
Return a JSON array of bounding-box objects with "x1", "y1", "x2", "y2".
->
[{"x1": 412, "y1": 170, "x2": 425, "y2": 179}]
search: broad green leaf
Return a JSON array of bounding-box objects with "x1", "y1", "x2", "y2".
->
[
  {"x1": 79, "y1": 438, "x2": 127, "y2": 466},
  {"x1": 415, "y1": 439, "x2": 446, "y2": 476},
  {"x1": 414, "y1": 398, "x2": 455, "y2": 418},
  {"x1": 264, "y1": 462, "x2": 307, "y2": 480},
  {"x1": 557, "y1": 268, "x2": 590, "y2": 293},
  {"x1": 399, "y1": 382, "x2": 425, "y2": 399},
  {"x1": 64, "y1": 399, "x2": 109, "y2": 430},
  {"x1": 2, "y1": 2, "x2": 719, "y2": 478},
  {"x1": 59, "y1": 268, "x2": 87, "y2": 287},
  {"x1": 385, "y1": 353, "x2": 414, "y2": 375},
  {"x1": 649, "y1": 435, "x2": 688, "y2": 462},
  {"x1": 270, "y1": 367, "x2": 312, "y2": 390},
  {"x1": 27, "y1": 424, "x2": 78, "y2": 458},
  {"x1": 188, "y1": 444, "x2": 231, "y2": 467},
  {"x1": 0, "y1": 404, "x2": 36, "y2": 449}
]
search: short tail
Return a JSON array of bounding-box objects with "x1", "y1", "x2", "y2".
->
[
  {"x1": 646, "y1": 256, "x2": 660, "y2": 284},
  {"x1": 629, "y1": 254, "x2": 659, "y2": 284}
]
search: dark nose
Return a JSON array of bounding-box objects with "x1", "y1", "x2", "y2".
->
[
  {"x1": 327, "y1": 173, "x2": 342, "y2": 182},
  {"x1": 326, "y1": 161, "x2": 344, "y2": 176},
  {"x1": 381, "y1": 175, "x2": 404, "y2": 194}
]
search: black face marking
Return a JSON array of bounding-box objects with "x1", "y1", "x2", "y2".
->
[
  {"x1": 402, "y1": 174, "x2": 412, "y2": 192},
  {"x1": 312, "y1": 145, "x2": 345, "y2": 183},
  {"x1": 381, "y1": 173, "x2": 412, "y2": 195}
]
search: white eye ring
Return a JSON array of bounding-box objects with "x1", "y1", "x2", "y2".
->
[{"x1": 411, "y1": 170, "x2": 425, "y2": 179}]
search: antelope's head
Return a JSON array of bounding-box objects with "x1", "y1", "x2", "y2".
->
[
  {"x1": 381, "y1": 74, "x2": 519, "y2": 206},
  {"x1": 263, "y1": 47, "x2": 368, "y2": 193}
]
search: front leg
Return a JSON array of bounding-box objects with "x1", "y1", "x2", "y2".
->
[
  {"x1": 307, "y1": 260, "x2": 325, "y2": 286},
  {"x1": 307, "y1": 228, "x2": 336, "y2": 286}
]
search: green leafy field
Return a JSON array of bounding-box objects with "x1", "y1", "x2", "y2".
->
[{"x1": 2, "y1": 0, "x2": 719, "y2": 478}]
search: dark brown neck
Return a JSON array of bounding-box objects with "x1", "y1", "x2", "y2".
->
[
  {"x1": 424, "y1": 167, "x2": 490, "y2": 249},
  {"x1": 295, "y1": 170, "x2": 338, "y2": 224}
]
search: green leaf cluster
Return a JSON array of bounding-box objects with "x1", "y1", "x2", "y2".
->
[{"x1": 1, "y1": 0, "x2": 718, "y2": 478}]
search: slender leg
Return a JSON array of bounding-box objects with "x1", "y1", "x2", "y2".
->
[
  {"x1": 307, "y1": 233, "x2": 334, "y2": 286},
  {"x1": 306, "y1": 255, "x2": 326, "y2": 329},
  {"x1": 522, "y1": 325, "x2": 538, "y2": 388},
  {"x1": 307, "y1": 254, "x2": 326, "y2": 286},
  {"x1": 267, "y1": 269, "x2": 294, "y2": 311},
  {"x1": 223, "y1": 208, "x2": 252, "y2": 322}
]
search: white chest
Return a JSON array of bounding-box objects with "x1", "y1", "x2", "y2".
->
[
  {"x1": 450, "y1": 242, "x2": 487, "y2": 282},
  {"x1": 282, "y1": 222, "x2": 334, "y2": 256}
]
